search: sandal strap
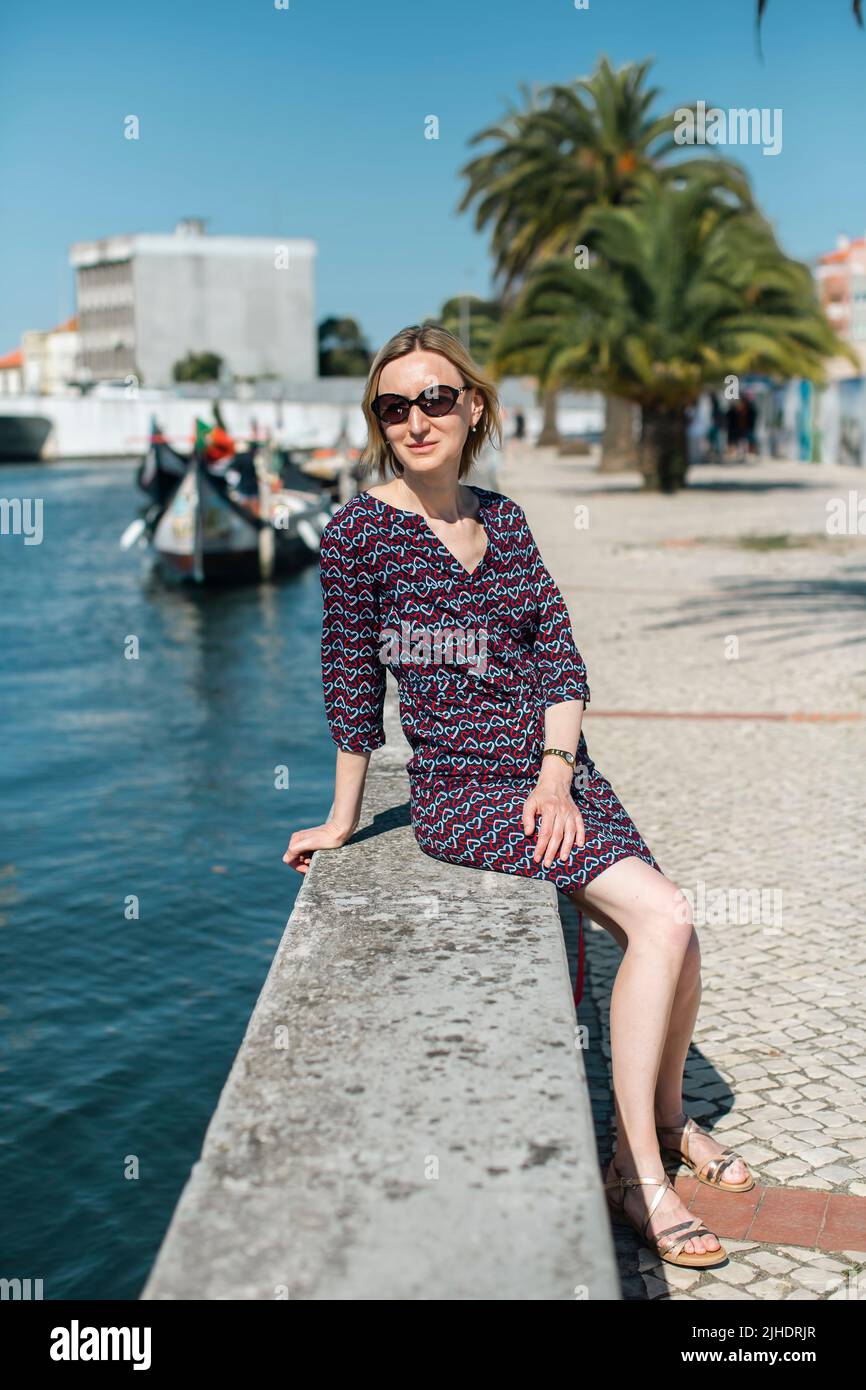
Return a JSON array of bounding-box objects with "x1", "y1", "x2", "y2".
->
[
  {"x1": 657, "y1": 1113, "x2": 699, "y2": 1163},
  {"x1": 615, "y1": 1173, "x2": 720, "y2": 1254},
  {"x1": 619, "y1": 1175, "x2": 671, "y2": 1187},
  {"x1": 616, "y1": 1174, "x2": 673, "y2": 1225},
  {"x1": 659, "y1": 1116, "x2": 747, "y2": 1183},
  {"x1": 698, "y1": 1151, "x2": 740, "y2": 1183},
  {"x1": 655, "y1": 1221, "x2": 716, "y2": 1257}
]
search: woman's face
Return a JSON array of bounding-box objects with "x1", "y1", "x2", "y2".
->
[{"x1": 375, "y1": 350, "x2": 483, "y2": 476}]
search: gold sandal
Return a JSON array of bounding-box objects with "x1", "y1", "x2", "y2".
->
[
  {"x1": 604, "y1": 1158, "x2": 728, "y2": 1269},
  {"x1": 656, "y1": 1112, "x2": 755, "y2": 1192}
]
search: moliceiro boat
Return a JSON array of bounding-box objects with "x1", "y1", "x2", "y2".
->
[{"x1": 122, "y1": 416, "x2": 337, "y2": 584}]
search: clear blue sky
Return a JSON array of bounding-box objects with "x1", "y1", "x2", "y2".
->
[{"x1": 1, "y1": 0, "x2": 864, "y2": 354}]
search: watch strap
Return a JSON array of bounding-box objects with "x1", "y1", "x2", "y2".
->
[{"x1": 542, "y1": 747, "x2": 576, "y2": 768}]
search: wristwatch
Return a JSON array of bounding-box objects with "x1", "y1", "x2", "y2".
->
[{"x1": 542, "y1": 747, "x2": 576, "y2": 768}]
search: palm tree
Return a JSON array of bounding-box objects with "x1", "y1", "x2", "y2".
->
[
  {"x1": 457, "y1": 57, "x2": 753, "y2": 463},
  {"x1": 424, "y1": 296, "x2": 503, "y2": 365},
  {"x1": 757, "y1": 1, "x2": 862, "y2": 25},
  {"x1": 490, "y1": 172, "x2": 854, "y2": 492}
]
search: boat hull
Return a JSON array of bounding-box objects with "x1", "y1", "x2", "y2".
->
[
  {"x1": 0, "y1": 415, "x2": 52, "y2": 463},
  {"x1": 154, "y1": 533, "x2": 312, "y2": 583},
  {"x1": 149, "y1": 455, "x2": 331, "y2": 585}
]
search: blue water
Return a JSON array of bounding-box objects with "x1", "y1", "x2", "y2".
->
[{"x1": 0, "y1": 459, "x2": 335, "y2": 1299}]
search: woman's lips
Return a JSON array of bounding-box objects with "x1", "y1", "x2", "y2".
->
[{"x1": 408, "y1": 442, "x2": 436, "y2": 451}]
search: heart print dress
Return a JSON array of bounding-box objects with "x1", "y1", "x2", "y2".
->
[{"x1": 319, "y1": 482, "x2": 664, "y2": 996}]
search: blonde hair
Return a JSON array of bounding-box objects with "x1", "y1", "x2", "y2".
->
[{"x1": 359, "y1": 324, "x2": 503, "y2": 482}]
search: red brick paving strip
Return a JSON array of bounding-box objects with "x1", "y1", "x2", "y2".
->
[
  {"x1": 673, "y1": 1175, "x2": 866, "y2": 1251},
  {"x1": 589, "y1": 710, "x2": 863, "y2": 721}
]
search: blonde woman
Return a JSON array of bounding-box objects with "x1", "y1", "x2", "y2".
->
[{"x1": 285, "y1": 324, "x2": 753, "y2": 1269}]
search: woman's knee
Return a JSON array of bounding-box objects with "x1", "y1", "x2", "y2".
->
[
  {"x1": 667, "y1": 890, "x2": 703, "y2": 987},
  {"x1": 579, "y1": 862, "x2": 696, "y2": 956},
  {"x1": 636, "y1": 880, "x2": 695, "y2": 955}
]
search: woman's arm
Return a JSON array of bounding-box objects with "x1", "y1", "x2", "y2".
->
[
  {"x1": 328, "y1": 747, "x2": 373, "y2": 837},
  {"x1": 319, "y1": 514, "x2": 387, "y2": 754},
  {"x1": 523, "y1": 698, "x2": 587, "y2": 868},
  {"x1": 542, "y1": 696, "x2": 585, "y2": 764},
  {"x1": 284, "y1": 513, "x2": 386, "y2": 874},
  {"x1": 515, "y1": 503, "x2": 591, "y2": 867},
  {"x1": 283, "y1": 747, "x2": 372, "y2": 874}
]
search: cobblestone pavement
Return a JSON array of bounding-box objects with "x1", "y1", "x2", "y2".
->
[{"x1": 500, "y1": 442, "x2": 866, "y2": 1300}]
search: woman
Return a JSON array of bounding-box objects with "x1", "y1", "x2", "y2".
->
[{"x1": 285, "y1": 325, "x2": 754, "y2": 1271}]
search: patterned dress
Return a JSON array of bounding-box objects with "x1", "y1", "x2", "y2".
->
[{"x1": 319, "y1": 483, "x2": 664, "y2": 1000}]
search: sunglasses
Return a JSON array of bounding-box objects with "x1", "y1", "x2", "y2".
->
[{"x1": 371, "y1": 384, "x2": 470, "y2": 426}]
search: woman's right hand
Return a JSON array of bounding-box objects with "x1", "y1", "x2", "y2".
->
[{"x1": 282, "y1": 819, "x2": 356, "y2": 875}]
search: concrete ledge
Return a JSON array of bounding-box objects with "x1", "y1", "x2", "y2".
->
[{"x1": 141, "y1": 683, "x2": 620, "y2": 1301}]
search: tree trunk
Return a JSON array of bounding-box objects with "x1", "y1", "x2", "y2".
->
[
  {"x1": 536, "y1": 386, "x2": 560, "y2": 446},
  {"x1": 599, "y1": 395, "x2": 639, "y2": 472},
  {"x1": 639, "y1": 406, "x2": 690, "y2": 492}
]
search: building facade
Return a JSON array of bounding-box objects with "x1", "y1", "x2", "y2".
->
[
  {"x1": 21, "y1": 317, "x2": 81, "y2": 394},
  {"x1": 0, "y1": 348, "x2": 23, "y2": 395},
  {"x1": 815, "y1": 233, "x2": 866, "y2": 377},
  {"x1": 69, "y1": 219, "x2": 317, "y2": 387},
  {"x1": 0, "y1": 318, "x2": 80, "y2": 396}
]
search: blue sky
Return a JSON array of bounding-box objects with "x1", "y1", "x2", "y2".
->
[{"x1": 1, "y1": 0, "x2": 864, "y2": 354}]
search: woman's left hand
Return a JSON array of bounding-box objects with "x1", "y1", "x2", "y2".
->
[{"x1": 522, "y1": 766, "x2": 586, "y2": 868}]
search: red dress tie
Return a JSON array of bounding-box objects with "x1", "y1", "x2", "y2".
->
[{"x1": 573, "y1": 909, "x2": 586, "y2": 1007}]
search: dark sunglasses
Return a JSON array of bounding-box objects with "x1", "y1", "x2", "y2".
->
[{"x1": 371, "y1": 384, "x2": 470, "y2": 426}]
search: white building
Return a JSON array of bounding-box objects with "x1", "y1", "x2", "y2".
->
[
  {"x1": 814, "y1": 232, "x2": 866, "y2": 379},
  {"x1": 0, "y1": 318, "x2": 81, "y2": 396},
  {"x1": 21, "y1": 317, "x2": 81, "y2": 394},
  {"x1": 69, "y1": 218, "x2": 317, "y2": 387},
  {"x1": 0, "y1": 348, "x2": 23, "y2": 395}
]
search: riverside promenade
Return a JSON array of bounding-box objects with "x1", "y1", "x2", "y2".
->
[{"x1": 500, "y1": 440, "x2": 866, "y2": 1300}]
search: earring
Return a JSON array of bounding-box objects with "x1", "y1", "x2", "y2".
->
[{"x1": 470, "y1": 425, "x2": 477, "y2": 433}]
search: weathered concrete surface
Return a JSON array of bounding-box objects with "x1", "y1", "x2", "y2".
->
[
  {"x1": 142, "y1": 694, "x2": 618, "y2": 1300},
  {"x1": 141, "y1": 465, "x2": 620, "y2": 1297}
]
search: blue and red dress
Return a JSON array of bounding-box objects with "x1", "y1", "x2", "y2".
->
[{"x1": 319, "y1": 483, "x2": 664, "y2": 1002}]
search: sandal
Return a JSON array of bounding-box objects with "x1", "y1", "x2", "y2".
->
[
  {"x1": 604, "y1": 1158, "x2": 728, "y2": 1269},
  {"x1": 656, "y1": 1111, "x2": 755, "y2": 1192}
]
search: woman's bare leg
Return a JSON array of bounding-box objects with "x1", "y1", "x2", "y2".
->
[
  {"x1": 580, "y1": 895, "x2": 749, "y2": 1188},
  {"x1": 568, "y1": 856, "x2": 721, "y2": 1255}
]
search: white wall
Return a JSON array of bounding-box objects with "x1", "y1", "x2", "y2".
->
[
  {"x1": 0, "y1": 393, "x2": 365, "y2": 458},
  {"x1": 133, "y1": 244, "x2": 316, "y2": 387}
]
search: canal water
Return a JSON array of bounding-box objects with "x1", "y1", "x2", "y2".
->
[{"x1": 0, "y1": 459, "x2": 336, "y2": 1298}]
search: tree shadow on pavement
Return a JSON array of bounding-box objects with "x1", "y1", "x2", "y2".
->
[{"x1": 646, "y1": 572, "x2": 866, "y2": 660}]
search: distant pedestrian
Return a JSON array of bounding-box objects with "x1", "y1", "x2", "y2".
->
[
  {"x1": 725, "y1": 401, "x2": 739, "y2": 458},
  {"x1": 706, "y1": 394, "x2": 724, "y2": 462},
  {"x1": 727, "y1": 399, "x2": 750, "y2": 461},
  {"x1": 744, "y1": 392, "x2": 757, "y2": 455}
]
